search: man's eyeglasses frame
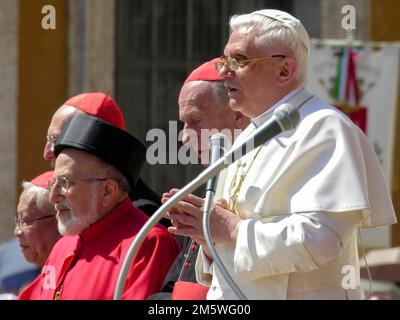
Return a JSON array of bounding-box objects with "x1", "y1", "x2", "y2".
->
[
  {"x1": 215, "y1": 55, "x2": 286, "y2": 72},
  {"x1": 48, "y1": 176, "x2": 112, "y2": 195},
  {"x1": 15, "y1": 214, "x2": 56, "y2": 230}
]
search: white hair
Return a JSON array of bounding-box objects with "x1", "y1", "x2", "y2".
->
[
  {"x1": 21, "y1": 181, "x2": 55, "y2": 213},
  {"x1": 94, "y1": 160, "x2": 131, "y2": 194},
  {"x1": 229, "y1": 10, "x2": 310, "y2": 85}
]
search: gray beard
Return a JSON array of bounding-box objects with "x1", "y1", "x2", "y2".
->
[{"x1": 57, "y1": 184, "x2": 100, "y2": 236}]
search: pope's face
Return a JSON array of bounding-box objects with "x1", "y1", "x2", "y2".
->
[
  {"x1": 49, "y1": 149, "x2": 103, "y2": 235},
  {"x1": 220, "y1": 29, "x2": 284, "y2": 118}
]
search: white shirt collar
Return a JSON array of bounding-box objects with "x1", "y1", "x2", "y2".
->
[{"x1": 251, "y1": 86, "x2": 306, "y2": 128}]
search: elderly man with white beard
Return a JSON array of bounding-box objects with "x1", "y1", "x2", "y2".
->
[
  {"x1": 43, "y1": 92, "x2": 163, "y2": 222},
  {"x1": 18, "y1": 113, "x2": 180, "y2": 300}
]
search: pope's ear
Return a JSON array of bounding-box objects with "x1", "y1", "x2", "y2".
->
[{"x1": 277, "y1": 58, "x2": 298, "y2": 85}]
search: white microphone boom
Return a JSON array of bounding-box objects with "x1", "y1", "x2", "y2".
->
[{"x1": 113, "y1": 103, "x2": 300, "y2": 300}]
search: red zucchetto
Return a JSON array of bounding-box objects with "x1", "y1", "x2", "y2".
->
[
  {"x1": 64, "y1": 92, "x2": 126, "y2": 130},
  {"x1": 184, "y1": 58, "x2": 223, "y2": 83},
  {"x1": 30, "y1": 171, "x2": 53, "y2": 189}
]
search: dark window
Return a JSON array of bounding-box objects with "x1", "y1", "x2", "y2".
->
[{"x1": 115, "y1": 0, "x2": 320, "y2": 194}]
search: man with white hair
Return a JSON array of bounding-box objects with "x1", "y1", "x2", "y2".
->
[
  {"x1": 15, "y1": 171, "x2": 60, "y2": 268},
  {"x1": 19, "y1": 114, "x2": 180, "y2": 299},
  {"x1": 0, "y1": 171, "x2": 61, "y2": 297},
  {"x1": 166, "y1": 9, "x2": 397, "y2": 299}
]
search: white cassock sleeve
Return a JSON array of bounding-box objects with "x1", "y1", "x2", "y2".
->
[
  {"x1": 195, "y1": 248, "x2": 213, "y2": 285},
  {"x1": 233, "y1": 210, "x2": 363, "y2": 281}
]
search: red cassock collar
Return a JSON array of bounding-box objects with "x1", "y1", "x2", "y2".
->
[{"x1": 79, "y1": 197, "x2": 132, "y2": 242}]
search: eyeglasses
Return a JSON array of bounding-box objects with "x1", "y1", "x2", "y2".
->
[
  {"x1": 48, "y1": 176, "x2": 112, "y2": 195},
  {"x1": 15, "y1": 214, "x2": 56, "y2": 230},
  {"x1": 46, "y1": 135, "x2": 57, "y2": 152},
  {"x1": 215, "y1": 55, "x2": 286, "y2": 72}
]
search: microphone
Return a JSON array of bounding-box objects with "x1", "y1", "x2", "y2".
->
[
  {"x1": 203, "y1": 133, "x2": 229, "y2": 241},
  {"x1": 202, "y1": 132, "x2": 248, "y2": 299},
  {"x1": 201, "y1": 104, "x2": 300, "y2": 300},
  {"x1": 114, "y1": 103, "x2": 300, "y2": 300},
  {"x1": 225, "y1": 103, "x2": 300, "y2": 164},
  {"x1": 205, "y1": 133, "x2": 230, "y2": 193}
]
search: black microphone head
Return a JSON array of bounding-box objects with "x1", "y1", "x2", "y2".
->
[{"x1": 274, "y1": 103, "x2": 300, "y2": 131}]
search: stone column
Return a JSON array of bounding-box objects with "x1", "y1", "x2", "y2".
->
[
  {"x1": 0, "y1": 0, "x2": 18, "y2": 242},
  {"x1": 68, "y1": 0, "x2": 116, "y2": 96}
]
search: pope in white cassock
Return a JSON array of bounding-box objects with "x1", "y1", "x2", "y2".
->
[{"x1": 163, "y1": 9, "x2": 397, "y2": 299}]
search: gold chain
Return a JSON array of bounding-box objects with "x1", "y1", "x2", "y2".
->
[
  {"x1": 228, "y1": 145, "x2": 263, "y2": 214},
  {"x1": 227, "y1": 93, "x2": 314, "y2": 214}
]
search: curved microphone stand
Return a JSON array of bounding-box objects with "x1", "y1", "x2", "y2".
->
[
  {"x1": 113, "y1": 103, "x2": 300, "y2": 300},
  {"x1": 113, "y1": 157, "x2": 229, "y2": 299}
]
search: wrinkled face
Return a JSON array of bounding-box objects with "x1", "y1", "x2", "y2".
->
[
  {"x1": 15, "y1": 190, "x2": 60, "y2": 266},
  {"x1": 179, "y1": 81, "x2": 237, "y2": 163},
  {"x1": 220, "y1": 29, "x2": 285, "y2": 117},
  {"x1": 44, "y1": 106, "x2": 80, "y2": 168},
  {"x1": 49, "y1": 149, "x2": 103, "y2": 236}
]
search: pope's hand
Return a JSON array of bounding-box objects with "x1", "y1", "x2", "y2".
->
[{"x1": 162, "y1": 188, "x2": 241, "y2": 255}]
